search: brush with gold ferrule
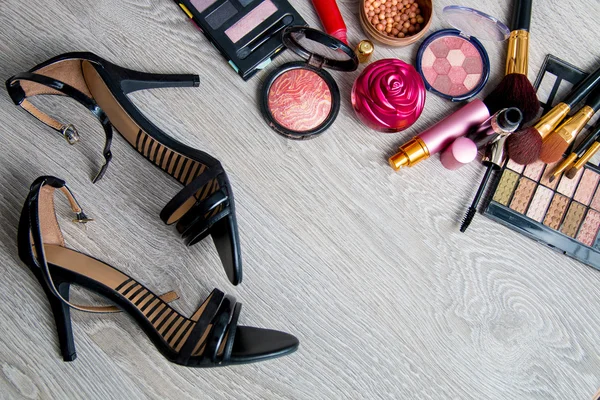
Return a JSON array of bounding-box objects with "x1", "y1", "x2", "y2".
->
[
  {"x1": 540, "y1": 85, "x2": 600, "y2": 163},
  {"x1": 484, "y1": 0, "x2": 539, "y2": 124},
  {"x1": 564, "y1": 121, "x2": 600, "y2": 179},
  {"x1": 566, "y1": 142, "x2": 600, "y2": 179},
  {"x1": 506, "y1": 63, "x2": 600, "y2": 165},
  {"x1": 549, "y1": 119, "x2": 600, "y2": 182}
]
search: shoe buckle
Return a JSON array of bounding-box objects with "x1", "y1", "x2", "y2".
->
[
  {"x1": 72, "y1": 211, "x2": 94, "y2": 224},
  {"x1": 61, "y1": 124, "x2": 80, "y2": 145}
]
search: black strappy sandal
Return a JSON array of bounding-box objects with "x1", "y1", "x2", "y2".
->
[
  {"x1": 6, "y1": 52, "x2": 241, "y2": 285},
  {"x1": 18, "y1": 176, "x2": 298, "y2": 365}
]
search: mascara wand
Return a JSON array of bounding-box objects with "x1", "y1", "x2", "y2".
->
[
  {"x1": 461, "y1": 165, "x2": 494, "y2": 232},
  {"x1": 460, "y1": 135, "x2": 509, "y2": 232}
]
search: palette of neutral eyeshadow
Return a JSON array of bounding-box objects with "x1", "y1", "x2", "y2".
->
[
  {"x1": 485, "y1": 158, "x2": 600, "y2": 269},
  {"x1": 176, "y1": 0, "x2": 306, "y2": 80}
]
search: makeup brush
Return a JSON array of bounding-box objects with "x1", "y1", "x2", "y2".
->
[
  {"x1": 549, "y1": 119, "x2": 600, "y2": 182},
  {"x1": 540, "y1": 85, "x2": 600, "y2": 163},
  {"x1": 565, "y1": 124, "x2": 600, "y2": 179},
  {"x1": 483, "y1": 0, "x2": 539, "y2": 123},
  {"x1": 566, "y1": 141, "x2": 600, "y2": 179},
  {"x1": 460, "y1": 136, "x2": 508, "y2": 232},
  {"x1": 507, "y1": 64, "x2": 600, "y2": 164}
]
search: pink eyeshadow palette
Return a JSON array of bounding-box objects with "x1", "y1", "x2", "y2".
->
[
  {"x1": 176, "y1": 0, "x2": 306, "y2": 80},
  {"x1": 485, "y1": 161, "x2": 600, "y2": 270},
  {"x1": 416, "y1": 29, "x2": 489, "y2": 101},
  {"x1": 224, "y1": 0, "x2": 277, "y2": 43}
]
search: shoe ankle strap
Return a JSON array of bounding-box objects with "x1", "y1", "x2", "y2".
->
[
  {"x1": 19, "y1": 176, "x2": 182, "y2": 313},
  {"x1": 6, "y1": 72, "x2": 113, "y2": 182},
  {"x1": 18, "y1": 176, "x2": 109, "y2": 313}
]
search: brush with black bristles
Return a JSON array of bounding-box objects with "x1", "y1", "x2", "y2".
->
[
  {"x1": 507, "y1": 64, "x2": 600, "y2": 165},
  {"x1": 549, "y1": 119, "x2": 600, "y2": 182},
  {"x1": 540, "y1": 85, "x2": 600, "y2": 163},
  {"x1": 484, "y1": 0, "x2": 539, "y2": 124}
]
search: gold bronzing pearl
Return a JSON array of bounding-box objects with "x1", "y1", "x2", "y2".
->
[{"x1": 355, "y1": 40, "x2": 374, "y2": 63}]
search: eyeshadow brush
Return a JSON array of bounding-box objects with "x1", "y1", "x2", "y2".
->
[
  {"x1": 565, "y1": 126, "x2": 600, "y2": 179},
  {"x1": 461, "y1": 136, "x2": 508, "y2": 232},
  {"x1": 550, "y1": 119, "x2": 600, "y2": 181},
  {"x1": 507, "y1": 63, "x2": 600, "y2": 165},
  {"x1": 540, "y1": 84, "x2": 600, "y2": 163},
  {"x1": 483, "y1": 0, "x2": 539, "y2": 124}
]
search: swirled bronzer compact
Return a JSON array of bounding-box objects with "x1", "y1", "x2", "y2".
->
[
  {"x1": 260, "y1": 26, "x2": 358, "y2": 139},
  {"x1": 351, "y1": 58, "x2": 426, "y2": 132}
]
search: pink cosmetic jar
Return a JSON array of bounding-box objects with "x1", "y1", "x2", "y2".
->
[{"x1": 351, "y1": 58, "x2": 426, "y2": 132}]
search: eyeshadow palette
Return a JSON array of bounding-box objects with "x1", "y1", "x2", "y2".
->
[
  {"x1": 175, "y1": 0, "x2": 306, "y2": 80},
  {"x1": 533, "y1": 55, "x2": 587, "y2": 115},
  {"x1": 484, "y1": 54, "x2": 600, "y2": 270},
  {"x1": 486, "y1": 160, "x2": 600, "y2": 269}
]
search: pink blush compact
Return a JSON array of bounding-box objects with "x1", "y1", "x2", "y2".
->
[
  {"x1": 421, "y1": 36, "x2": 483, "y2": 97},
  {"x1": 417, "y1": 30, "x2": 489, "y2": 101},
  {"x1": 260, "y1": 26, "x2": 358, "y2": 139},
  {"x1": 415, "y1": 6, "x2": 510, "y2": 101},
  {"x1": 267, "y1": 69, "x2": 332, "y2": 132}
]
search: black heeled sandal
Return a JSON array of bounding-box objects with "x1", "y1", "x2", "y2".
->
[
  {"x1": 18, "y1": 176, "x2": 298, "y2": 365},
  {"x1": 6, "y1": 52, "x2": 241, "y2": 285}
]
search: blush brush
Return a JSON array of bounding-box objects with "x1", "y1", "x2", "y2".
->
[
  {"x1": 539, "y1": 84, "x2": 600, "y2": 163},
  {"x1": 484, "y1": 0, "x2": 539, "y2": 123},
  {"x1": 507, "y1": 63, "x2": 600, "y2": 164}
]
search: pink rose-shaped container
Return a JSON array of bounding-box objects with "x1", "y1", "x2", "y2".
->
[{"x1": 351, "y1": 59, "x2": 426, "y2": 132}]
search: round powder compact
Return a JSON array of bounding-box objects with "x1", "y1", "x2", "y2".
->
[
  {"x1": 266, "y1": 65, "x2": 333, "y2": 133},
  {"x1": 416, "y1": 6, "x2": 510, "y2": 102},
  {"x1": 261, "y1": 27, "x2": 358, "y2": 140}
]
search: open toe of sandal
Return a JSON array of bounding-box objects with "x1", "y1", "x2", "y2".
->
[{"x1": 17, "y1": 176, "x2": 296, "y2": 366}]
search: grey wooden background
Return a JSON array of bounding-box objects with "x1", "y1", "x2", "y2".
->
[{"x1": 1, "y1": 0, "x2": 599, "y2": 398}]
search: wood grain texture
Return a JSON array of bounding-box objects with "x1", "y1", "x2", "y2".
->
[{"x1": 1, "y1": 0, "x2": 600, "y2": 398}]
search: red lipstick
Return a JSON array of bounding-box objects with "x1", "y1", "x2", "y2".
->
[{"x1": 311, "y1": 0, "x2": 348, "y2": 44}]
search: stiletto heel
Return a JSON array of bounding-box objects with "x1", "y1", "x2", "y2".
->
[
  {"x1": 115, "y1": 69, "x2": 200, "y2": 94},
  {"x1": 7, "y1": 52, "x2": 242, "y2": 284},
  {"x1": 16, "y1": 176, "x2": 298, "y2": 366},
  {"x1": 42, "y1": 276, "x2": 77, "y2": 361}
]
